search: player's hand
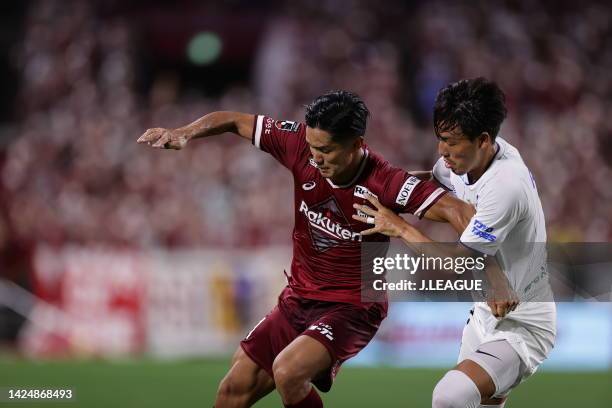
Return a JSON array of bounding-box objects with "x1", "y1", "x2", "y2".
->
[
  {"x1": 352, "y1": 193, "x2": 407, "y2": 237},
  {"x1": 137, "y1": 128, "x2": 188, "y2": 150},
  {"x1": 487, "y1": 282, "x2": 520, "y2": 318}
]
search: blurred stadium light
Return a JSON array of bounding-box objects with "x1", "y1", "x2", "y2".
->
[{"x1": 187, "y1": 32, "x2": 223, "y2": 66}]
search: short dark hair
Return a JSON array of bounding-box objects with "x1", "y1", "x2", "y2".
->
[
  {"x1": 433, "y1": 77, "x2": 507, "y2": 141},
  {"x1": 305, "y1": 90, "x2": 370, "y2": 143}
]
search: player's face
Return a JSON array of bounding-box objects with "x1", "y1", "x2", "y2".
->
[
  {"x1": 437, "y1": 128, "x2": 491, "y2": 175},
  {"x1": 306, "y1": 127, "x2": 362, "y2": 180}
]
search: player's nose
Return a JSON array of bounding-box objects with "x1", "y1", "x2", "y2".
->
[
  {"x1": 438, "y1": 140, "x2": 449, "y2": 157},
  {"x1": 312, "y1": 152, "x2": 324, "y2": 164}
]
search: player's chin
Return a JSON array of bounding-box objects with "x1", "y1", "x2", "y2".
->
[
  {"x1": 318, "y1": 168, "x2": 332, "y2": 177},
  {"x1": 450, "y1": 165, "x2": 465, "y2": 175}
]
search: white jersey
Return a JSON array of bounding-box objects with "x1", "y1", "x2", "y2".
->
[{"x1": 433, "y1": 136, "x2": 556, "y2": 377}]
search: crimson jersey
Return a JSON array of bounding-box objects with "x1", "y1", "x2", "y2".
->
[{"x1": 252, "y1": 115, "x2": 446, "y2": 308}]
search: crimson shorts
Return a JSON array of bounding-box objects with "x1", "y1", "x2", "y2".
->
[{"x1": 240, "y1": 286, "x2": 386, "y2": 392}]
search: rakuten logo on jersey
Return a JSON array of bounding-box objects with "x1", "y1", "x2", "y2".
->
[
  {"x1": 299, "y1": 201, "x2": 361, "y2": 243},
  {"x1": 354, "y1": 185, "x2": 378, "y2": 199},
  {"x1": 395, "y1": 176, "x2": 420, "y2": 206}
]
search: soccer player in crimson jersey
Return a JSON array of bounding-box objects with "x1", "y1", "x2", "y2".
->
[{"x1": 138, "y1": 91, "x2": 474, "y2": 408}]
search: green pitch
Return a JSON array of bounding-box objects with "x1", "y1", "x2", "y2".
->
[{"x1": 0, "y1": 357, "x2": 609, "y2": 407}]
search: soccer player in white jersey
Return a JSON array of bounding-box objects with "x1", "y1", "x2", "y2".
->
[{"x1": 353, "y1": 78, "x2": 556, "y2": 407}]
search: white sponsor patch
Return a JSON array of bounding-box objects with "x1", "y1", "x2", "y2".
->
[
  {"x1": 395, "y1": 176, "x2": 420, "y2": 206},
  {"x1": 354, "y1": 185, "x2": 378, "y2": 199},
  {"x1": 275, "y1": 120, "x2": 300, "y2": 132}
]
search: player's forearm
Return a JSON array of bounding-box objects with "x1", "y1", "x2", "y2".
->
[
  {"x1": 398, "y1": 224, "x2": 475, "y2": 268},
  {"x1": 176, "y1": 111, "x2": 255, "y2": 141},
  {"x1": 423, "y1": 194, "x2": 475, "y2": 233},
  {"x1": 398, "y1": 223, "x2": 453, "y2": 259}
]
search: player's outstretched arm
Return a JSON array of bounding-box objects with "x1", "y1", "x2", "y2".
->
[{"x1": 137, "y1": 111, "x2": 255, "y2": 150}]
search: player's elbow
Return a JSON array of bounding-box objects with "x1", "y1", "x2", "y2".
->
[
  {"x1": 228, "y1": 112, "x2": 256, "y2": 140},
  {"x1": 459, "y1": 201, "x2": 476, "y2": 228}
]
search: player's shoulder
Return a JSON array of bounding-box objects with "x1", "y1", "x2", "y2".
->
[
  {"x1": 272, "y1": 118, "x2": 305, "y2": 134},
  {"x1": 364, "y1": 148, "x2": 401, "y2": 179},
  {"x1": 482, "y1": 138, "x2": 528, "y2": 185},
  {"x1": 479, "y1": 168, "x2": 527, "y2": 213},
  {"x1": 363, "y1": 148, "x2": 433, "y2": 208},
  {"x1": 493, "y1": 137, "x2": 527, "y2": 173},
  {"x1": 257, "y1": 115, "x2": 306, "y2": 136}
]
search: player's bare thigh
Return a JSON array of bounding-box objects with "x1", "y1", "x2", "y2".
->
[
  {"x1": 215, "y1": 346, "x2": 275, "y2": 408},
  {"x1": 272, "y1": 335, "x2": 332, "y2": 403}
]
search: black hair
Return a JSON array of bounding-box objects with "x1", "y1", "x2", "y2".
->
[
  {"x1": 433, "y1": 77, "x2": 507, "y2": 141},
  {"x1": 305, "y1": 90, "x2": 370, "y2": 143}
]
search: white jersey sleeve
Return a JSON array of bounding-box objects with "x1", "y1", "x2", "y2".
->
[
  {"x1": 432, "y1": 157, "x2": 453, "y2": 190},
  {"x1": 460, "y1": 177, "x2": 525, "y2": 256}
]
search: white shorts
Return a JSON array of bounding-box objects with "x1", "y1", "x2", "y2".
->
[{"x1": 458, "y1": 301, "x2": 556, "y2": 395}]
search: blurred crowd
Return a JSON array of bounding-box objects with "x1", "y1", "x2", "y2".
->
[{"x1": 1, "y1": 0, "x2": 611, "y2": 252}]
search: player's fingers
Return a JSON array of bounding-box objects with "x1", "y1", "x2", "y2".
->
[
  {"x1": 137, "y1": 128, "x2": 162, "y2": 144},
  {"x1": 360, "y1": 227, "x2": 379, "y2": 236},
  {"x1": 136, "y1": 131, "x2": 151, "y2": 144},
  {"x1": 353, "y1": 203, "x2": 377, "y2": 216},
  {"x1": 497, "y1": 303, "x2": 509, "y2": 318},
  {"x1": 352, "y1": 214, "x2": 369, "y2": 223},
  {"x1": 488, "y1": 301, "x2": 500, "y2": 318},
  {"x1": 365, "y1": 193, "x2": 382, "y2": 209},
  {"x1": 166, "y1": 141, "x2": 182, "y2": 150},
  {"x1": 152, "y1": 135, "x2": 169, "y2": 148}
]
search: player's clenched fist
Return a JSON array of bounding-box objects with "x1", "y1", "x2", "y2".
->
[{"x1": 137, "y1": 127, "x2": 188, "y2": 150}]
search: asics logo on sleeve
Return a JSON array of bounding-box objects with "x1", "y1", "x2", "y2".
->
[{"x1": 302, "y1": 181, "x2": 316, "y2": 190}]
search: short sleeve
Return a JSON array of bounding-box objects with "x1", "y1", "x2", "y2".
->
[
  {"x1": 460, "y1": 180, "x2": 524, "y2": 255},
  {"x1": 252, "y1": 115, "x2": 305, "y2": 170},
  {"x1": 432, "y1": 157, "x2": 453, "y2": 191},
  {"x1": 381, "y1": 168, "x2": 447, "y2": 218}
]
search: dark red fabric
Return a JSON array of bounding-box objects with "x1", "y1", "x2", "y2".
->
[{"x1": 240, "y1": 286, "x2": 385, "y2": 392}]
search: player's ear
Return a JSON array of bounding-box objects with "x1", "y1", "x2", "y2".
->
[
  {"x1": 478, "y1": 132, "x2": 491, "y2": 148},
  {"x1": 353, "y1": 136, "x2": 364, "y2": 149}
]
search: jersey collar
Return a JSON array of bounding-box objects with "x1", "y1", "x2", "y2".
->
[
  {"x1": 460, "y1": 140, "x2": 501, "y2": 185},
  {"x1": 325, "y1": 148, "x2": 370, "y2": 189}
]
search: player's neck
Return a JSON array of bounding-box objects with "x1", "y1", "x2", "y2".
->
[
  {"x1": 467, "y1": 143, "x2": 498, "y2": 184},
  {"x1": 331, "y1": 148, "x2": 366, "y2": 186}
]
